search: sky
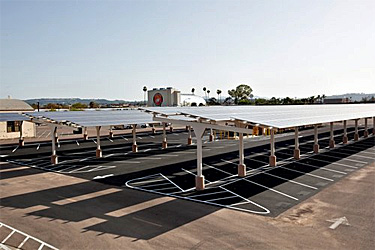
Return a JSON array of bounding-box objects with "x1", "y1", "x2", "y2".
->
[{"x1": 1, "y1": 0, "x2": 375, "y2": 101}]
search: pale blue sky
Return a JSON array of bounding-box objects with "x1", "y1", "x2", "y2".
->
[{"x1": 1, "y1": 0, "x2": 374, "y2": 100}]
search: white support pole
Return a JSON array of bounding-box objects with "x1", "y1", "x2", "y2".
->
[
  {"x1": 354, "y1": 120, "x2": 359, "y2": 141},
  {"x1": 54, "y1": 127, "x2": 59, "y2": 143},
  {"x1": 51, "y1": 126, "x2": 58, "y2": 164},
  {"x1": 209, "y1": 128, "x2": 214, "y2": 141},
  {"x1": 329, "y1": 122, "x2": 335, "y2": 148},
  {"x1": 83, "y1": 127, "x2": 88, "y2": 140},
  {"x1": 152, "y1": 124, "x2": 156, "y2": 135},
  {"x1": 193, "y1": 125, "x2": 206, "y2": 190},
  {"x1": 343, "y1": 120, "x2": 348, "y2": 144},
  {"x1": 269, "y1": 128, "x2": 276, "y2": 167},
  {"x1": 132, "y1": 124, "x2": 138, "y2": 152},
  {"x1": 109, "y1": 126, "x2": 113, "y2": 138},
  {"x1": 294, "y1": 127, "x2": 300, "y2": 159},
  {"x1": 238, "y1": 132, "x2": 246, "y2": 177},
  {"x1": 187, "y1": 125, "x2": 192, "y2": 145},
  {"x1": 169, "y1": 123, "x2": 173, "y2": 133},
  {"x1": 18, "y1": 121, "x2": 24, "y2": 146},
  {"x1": 364, "y1": 118, "x2": 368, "y2": 138},
  {"x1": 96, "y1": 126, "x2": 102, "y2": 157},
  {"x1": 314, "y1": 124, "x2": 319, "y2": 153},
  {"x1": 162, "y1": 122, "x2": 167, "y2": 149}
]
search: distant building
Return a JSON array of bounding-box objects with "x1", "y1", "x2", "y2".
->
[
  {"x1": 147, "y1": 87, "x2": 206, "y2": 107},
  {"x1": 323, "y1": 98, "x2": 350, "y2": 104},
  {"x1": 0, "y1": 98, "x2": 36, "y2": 140}
]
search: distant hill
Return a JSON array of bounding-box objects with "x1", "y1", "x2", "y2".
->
[
  {"x1": 325, "y1": 93, "x2": 375, "y2": 102},
  {"x1": 24, "y1": 98, "x2": 137, "y2": 106}
]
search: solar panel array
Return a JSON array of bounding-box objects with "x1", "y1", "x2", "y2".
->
[
  {"x1": 0, "y1": 113, "x2": 30, "y2": 122},
  {"x1": 25, "y1": 110, "x2": 156, "y2": 127},
  {"x1": 145, "y1": 104, "x2": 375, "y2": 128}
]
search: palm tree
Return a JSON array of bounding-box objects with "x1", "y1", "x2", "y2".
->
[
  {"x1": 207, "y1": 90, "x2": 210, "y2": 99},
  {"x1": 216, "y1": 89, "x2": 222, "y2": 104},
  {"x1": 203, "y1": 87, "x2": 207, "y2": 100},
  {"x1": 143, "y1": 86, "x2": 147, "y2": 105},
  {"x1": 191, "y1": 88, "x2": 195, "y2": 95}
]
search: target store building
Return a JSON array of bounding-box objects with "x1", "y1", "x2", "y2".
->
[{"x1": 147, "y1": 87, "x2": 206, "y2": 107}]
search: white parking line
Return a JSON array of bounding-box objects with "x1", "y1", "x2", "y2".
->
[
  {"x1": 262, "y1": 172, "x2": 317, "y2": 190},
  {"x1": 121, "y1": 136, "x2": 129, "y2": 141},
  {"x1": 108, "y1": 138, "x2": 113, "y2": 142},
  {"x1": 306, "y1": 158, "x2": 358, "y2": 169},
  {"x1": 328, "y1": 151, "x2": 374, "y2": 160},
  {"x1": 76, "y1": 140, "x2": 80, "y2": 146},
  {"x1": 36, "y1": 144, "x2": 40, "y2": 150},
  {"x1": 296, "y1": 162, "x2": 347, "y2": 175},
  {"x1": 189, "y1": 191, "x2": 227, "y2": 198},
  {"x1": 12, "y1": 146, "x2": 19, "y2": 153},
  {"x1": 205, "y1": 196, "x2": 238, "y2": 202},
  {"x1": 277, "y1": 166, "x2": 334, "y2": 181},
  {"x1": 160, "y1": 173, "x2": 185, "y2": 192},
  {"x1": 92, "y1": 139, "x2": 97, "y2": 144},
  {"x1": 321, "y1": 154, "x2": 368, "y2": 164}
]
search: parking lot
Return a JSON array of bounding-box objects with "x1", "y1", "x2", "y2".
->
[{"x1": 2, "y1": 124, "x2": 374, "y2": 217}]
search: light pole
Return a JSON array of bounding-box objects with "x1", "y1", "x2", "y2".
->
[{"x1": 143, "y1": 86, "x2": 147, "y2": 106}]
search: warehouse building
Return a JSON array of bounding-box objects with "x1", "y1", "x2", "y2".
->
[{"x1": 147, "y1": 87, "x2": 206, "y2": 107}]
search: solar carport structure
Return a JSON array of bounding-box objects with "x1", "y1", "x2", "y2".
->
[
  {"x1": 144, "y1": 104, "x2": 375, "y2": 190},
  {"x1": 24, "y1": 110, "x2": 160, "y2": 164}
]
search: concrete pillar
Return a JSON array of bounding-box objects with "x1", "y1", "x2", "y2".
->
[
  {"x1": 162, "y1": 122, "x2": 167, "y2": 149},
  {"x1": 343, "y1": 120, "x2": 348, "y2": 144},
  {"x1": 96, "y1": 126, "x2": 102, "y2": 158},
  {"x1": 294, "y1": 127, "x2": 300, "y2": 160},
  {"x1": 269, "y1": 128, "x2": 276, "y2": 167},
  {"x1": 313, "y1": 125, "x2": 319, "y2": 153},
  {"x1": 132, "y1": 125, "x2": 138, "y2": 152},
  {"x1": 364, "y1": 118, "x2": 368, "y2": 138},
  {"x1": 238, "y1": 132, "x2": 246, "y2": 177},
  {"x1": 209, "y1": 128, "x2": 214, "y2": 141},
  {"x1": 83, "y1": 127, "x2": 88, "y2": 140},
  {"x1": 18, "y1": 121, "x2": 24, "y2": 146},
  {"x1": 109, "y1": 126, "x2": 113, "y2": 138},
  {"x1": 329, "y1": 122, "x2": 335, "y2": 148},
  {"x1": 54, "y1": 129, "x2": 59, "y2": 143},
  {"x1": 169, "y1": 124, "x2": 173, "y2": 133},
  {"x1": 354, "y1": 120, "x2": 359, "y2": 141},
  {"x1": 187, "y1": 126, "x2": 192, "y2": 145},
  {"x1": 194, "y1": 126, "x2": 206, "y2": 191},
  {"x1": 51, "y1": 126, "x2": 58, "y2": 164}
]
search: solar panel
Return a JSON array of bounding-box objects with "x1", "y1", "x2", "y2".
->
[
  {"x1": 145, "y1": 104, "x2": 375, "y2": 128},
  {"x1": 0, "y1": 113, "x2": 30, "y2": 122},
  {"x1": 25, "y1": 110, "x2": 156, "y2": 127}
]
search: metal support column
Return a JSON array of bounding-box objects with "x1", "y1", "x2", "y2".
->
[
  {"x1": 209, "y1": 128, "x2": 214, "y2": 141},
  {"x1": 51, "y1": 126, "x2": 58, "y2": 164},
  {"x1": 354, "y1": 120, "x2": 359, "y2": 141},
  {"x1": 294, "y1": 127, "x2": 300, "y2": 159},
  {"x1": 83, "y1": 127, "x2": 88, "y2": 140},
  {"x1": 132, "y1": 125, "x2": 138, "y2": 152},
  {"x1": 18, "y1": 121, "x2": 24, "y2": 146},
  {"x1": 269, "y1": 128, "x2": 276, "y2": 167},
  {"x1": 238, "y1": 132, "x2": 246, "y2": 177},
  {"x1": 364, "y1": 118, "x2": 368, "y2": 138},
  {"x1": 193, "y1": 125, "x2": 206, "y2": 190},
  {"x1": 343, "y1": 120, "x2": 348, "y2": 144},
  {"x1": 313, "y1": 124, "x2": 319, "y2": 153},
  {"x1": 96, "y1": 126, "x2": 102, "y2": 157},
  {"x1": 162, "y1": 122, "x2": 167, "y2": 149},
  {"x1": 329, "y1": 122, "x2": 335, "y2": 148},
  {"x1": 109, "y1": 126, "x2": 113, "y2": 138},
  {"x1": 187, "y1": 126, "x2": 192, "y2": 145}
]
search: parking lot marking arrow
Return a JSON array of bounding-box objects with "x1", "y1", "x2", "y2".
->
[{"x1": 326, "y1": 216, "x2": 350, "y2": 229}]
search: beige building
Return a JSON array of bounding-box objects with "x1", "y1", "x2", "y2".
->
[
  {"x1": 147, "y1": 87, "x2": 181, "y2": 107},
  {"x1": 0, "y1": 99, "x2": 36, "y2": 140}
]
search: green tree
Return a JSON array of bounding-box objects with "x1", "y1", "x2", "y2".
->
[
  {"x1": 216, "y1": 89, "x2": 222, "y2": 104},
  {"x1": 191, "y1": 88, "x2": 195, "y2": 95},
  {"x1": 89, "y1": 101, "x2": 99, "y2": 109},
  {"x1": 228, "y1": 84, "x2": 253, "y2": 104}
]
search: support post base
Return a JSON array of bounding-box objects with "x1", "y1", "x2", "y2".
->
[
  {"x1": 314, "y1": 144, "x2": 320, "y2": 154},
  {"x1": 343, "y1": 136, "x2": 348, "y2": 144},
  {"x1": 269, "y1": 155, "x2": 277, "y2": 167},
  {"x1": 162, "y1": 141, "x2": 168, "y2": 149},
  {"x1": 96, "y1": 149, "x2": 102, "y2": 158},
  {"x1": 354, "y1": 133, "x2": 359, "y2": 141},
  {"x1": 51, "y1": 154, "x2": 58, "y2": 165},
  {"x1": 187, "y1": 137, "x2": 192, "y2": 145},
  {"x1": 19, "y1": 139, "x2": 24, "y2": 147},
  {"x1": 293, "y1": 148, "x2": 300, "y2": 160},
  {"x1": 329, "y1": 139, "x2": 335, "y2": 148},
  {"x1": 195, "y1": 176, "x2": 205, "y2": 191},
  {"x1": 364, "y1": 130, "x2": 369, "y2": 138},
  {"x1": 83, "y1": 134, "x2": 88, "y2": 140},
  {"x1": 169, "y1": 127, "x2": 173, "y2": 133},
  {"x1": 109, "y1": 132, "x2": 114, "y2": 138},
  {"x1": 209, "y1": 134, "x2": 214, "y2": 142},
  {"x1": 152, "y1": 128, "x2": 156, "y2": 135},
  {"x1": 132, "y1": 144, "x2": 138, "y2": 153},
  {"x1": 238, "y1": 164, "x2": 246, "y2": 177}
]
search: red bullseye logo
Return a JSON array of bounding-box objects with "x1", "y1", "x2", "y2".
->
[{"x1": 153, "y1": 93, "x2": 163, "y2": 106}]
